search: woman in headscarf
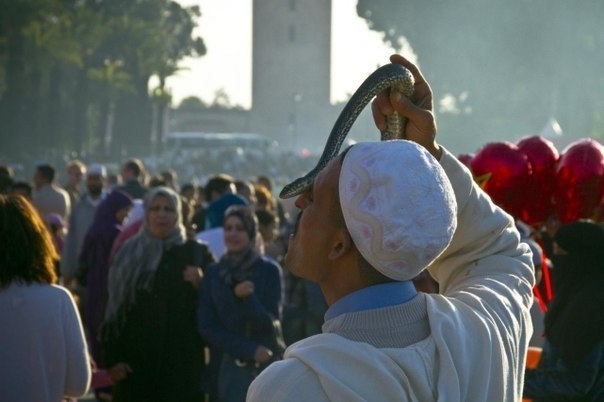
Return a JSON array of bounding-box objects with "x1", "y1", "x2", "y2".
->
[
  {"x1": 78, "y1": 189, "x2": 132, "y2": 363},
  {"x1": 102, "y1": 187, "x2": 215, "y2": 402},
  {"x1": 523, "y1": 220, "x2": 604, "y2": 400},
  {"x1": 198, "y1": 205, "x2": 284, "y2": 402}
]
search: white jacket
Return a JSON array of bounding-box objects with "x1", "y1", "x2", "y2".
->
[{"x1": 247, "y1": 148, "x2": 534, "y2": 401}]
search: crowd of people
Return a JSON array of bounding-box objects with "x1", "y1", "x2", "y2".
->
[
  {"x1": 1, "y1": 53, "x2": 602, "y2": 401},
  {"x1": 0, "y1": 153, "x2": 325, "y2": 401}
]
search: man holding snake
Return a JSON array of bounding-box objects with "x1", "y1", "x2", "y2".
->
[{"x1": 247, "y1": 54, "x2": 535, "y2": 401}]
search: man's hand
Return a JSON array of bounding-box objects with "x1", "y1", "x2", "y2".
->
[{"x1": 371, "y1": 54, "x2": 441, "y2": 159}]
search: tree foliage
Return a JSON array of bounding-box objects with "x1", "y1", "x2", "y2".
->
[
  {"x1": 0, "y1": 0, "x2": 206, "y2": 161},
  {"x1": 357, "y1": 0, "x2": 604, "y2": 153}
]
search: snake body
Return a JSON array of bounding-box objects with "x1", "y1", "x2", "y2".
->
[{"x1": 279, "y1": 63, "x2": 415, "y2": 199}]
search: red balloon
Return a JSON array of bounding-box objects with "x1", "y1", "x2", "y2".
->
[
  {"x1": 516, "y1": 136, "x2": 560, "y2": 226},
  {"x1": 553, "y1": 138, "x2": 604, "y2": 224},
  {"x1": 470, "y1": 141, "x2": 532, "y2": 219}
]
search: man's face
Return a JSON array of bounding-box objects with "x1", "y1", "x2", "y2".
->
[
  {"x1": 284, "y1": 157, "x2": 343, "y2": 282},
  {"x1": 86, "y1": 174, "x2": 105, "y2": 197},
  {"x1": 33, "y1": 170, "x2": 46, "y2": 189},
  {"x1": 67, "y1": 166, "x2": 84, "y2": 186}
]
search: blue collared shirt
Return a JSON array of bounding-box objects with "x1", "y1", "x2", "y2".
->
[{"x1": 325, "y1": 281, "x2": 418, "y2": 321}]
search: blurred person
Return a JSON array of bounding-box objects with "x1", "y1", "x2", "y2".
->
[
  {"x1": 235, "y1": 179, "x2": 258, "y2": 207},
  {"x1": 255, "y1": 209, "x2": 281, "y2": 261},
  {"x1": 160, "y1": 169, "x2": 179, "y2": 191},
  {"x1": 118, "y1": 158, "x2": 148, "y2": 199},
  {"x1": 254, "y1": 184, "x2": 275, "y2": 212},
  {"x1": 32, "y1": 163, "x2": 71, "y2": 221},
  {"x1": 255, "y1": 208, "x2": 319, "y2": 346},
  {"x1": 525, "y1": 237, "x2": 547, "y2": 349},
  {"x1": 281, "y1": 266, "x2": 328, "y2": 347},
  {"x1": 180, "y1": 182, "x2": 199, "y2": 236},
  {"x1": 523, "y1": 220, "x2": 604, "y2": 400},
  {"x1": 102, "y1": 187, "x2": 215, "y2": 402},
  {"x1": 60, "y1": 164, "x2": 107, "y2": 286},
  {"x1": 0, "y1": 195, "x2": 90, "y2": 401},
  {"x1": 64, "y1": 159, "x2": 86, "y2": 205},
  {"x1": 77, "y1": 190, "x2": 133, "y2": 364},
  {"x1": 256, "y1": 174, "x2": 290, "y2": 232},
  {"x1": 181, "y1": 182, "x2": 198, "y2": 206},
  {"x1": 44, "y1": 212, "x2": 67, "y2": 255},
  {"x1": 198, "y1": 205, "x2": 284, "y2": 402},
  {"x1": 191, "y1": 173, "x2": 236, "y2": 232},
  {"x1": 107, "y1": 172, "x2": 120, "y2": 192},
  {"x1": 148, "y1": 174, "x2": 167, "y2": 188},
  {"x1": 0, "y1": 164, "x2": 14, "y2": 194},
  {"x1": 109, "y1": 199, "x2": 145, "y2": 260},
  {"x1": 247, "y1": 54, "x2": 534, "y2": 401},
  {"x1": 9, "y1": 180, "x2": 33, "y2": 201},
  {"x1": 197, "y1": 183, "x2": 206, "y2": 207}
]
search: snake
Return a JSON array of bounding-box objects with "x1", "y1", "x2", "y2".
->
[{"x1": 279, "y1": 63, "x2": 415, "y2": 199}]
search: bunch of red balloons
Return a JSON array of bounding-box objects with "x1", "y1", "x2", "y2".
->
[{"x1": 462, "y1": 136, "x2": 604, "y2": 227}]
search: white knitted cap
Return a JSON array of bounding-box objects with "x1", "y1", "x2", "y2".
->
[
  {"x1": 87, "y1": 164, "x2": 107, "y2": 177},
  {"x1": 339, "y1": 140, "x2": 457, "y2": 280}
]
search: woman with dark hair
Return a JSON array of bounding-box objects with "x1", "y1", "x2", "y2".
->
[
  {"x1": 523, "y1": 220, "x2": 604, "y2": 400},
  {"x1": 0, "y1": 194, "x2": 90, "y2": 401},
  {"x1": 102, "y1": 186, "x2": 215, "y2": 402},
  {"x1": 198, "y1": 205, "x2": 284, "y2": 402}
]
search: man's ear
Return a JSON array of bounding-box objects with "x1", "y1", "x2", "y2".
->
[{"x1": 328, "y1": 229, "x2": 353, "y2": 260}]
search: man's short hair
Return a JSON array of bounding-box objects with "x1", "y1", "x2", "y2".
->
[
  {"x1": 124, "y1": 159, "x2": 145, "y2": 177},
  {"x1": 204, "y1": 174, "x2": 234, "y2": 201},
  {"x1": 36, "y1": 164, "x2": 55, "y2": 183}
]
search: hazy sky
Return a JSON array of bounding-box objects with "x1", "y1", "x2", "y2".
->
[{"x1": 167, "y1": 0, "x2": 401, "y2": 108}]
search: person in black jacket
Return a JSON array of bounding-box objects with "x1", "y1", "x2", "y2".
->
[
  {"x1": 523, "y1": 220, "x2": 604, "y2": 401},
  {"x1": 102, "y1": 186, "x2": 215, "y2": 402},
  {"x1": 118, "y1": 158, "x2": 148, "y2": 199}
]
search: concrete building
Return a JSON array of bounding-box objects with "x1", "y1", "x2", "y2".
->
[
  {"x1": 169, "y1": 0, "x2": 376, "y2": 154},
  {"x1": 250, "y1": 0, "x2": 334, "y2": 152}
]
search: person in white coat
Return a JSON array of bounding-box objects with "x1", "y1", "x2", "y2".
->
[{"x1": 247, "y1": 54, "x2": 534, "y2": 401}]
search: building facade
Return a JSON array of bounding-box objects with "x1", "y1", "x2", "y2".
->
[{"x1": 171, "y1": 0, "x2": 339, "y2": 154}]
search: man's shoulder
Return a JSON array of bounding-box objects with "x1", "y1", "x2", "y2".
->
[
  {"x1": 248, "y1": 333, "x2": 390, "y2": 402},
  {"x1": 248, "y1": 352, "x2": 327, "y2": 402},
  {"x1": 52, "y1": 184, "x2": 70, "y2": 199}
]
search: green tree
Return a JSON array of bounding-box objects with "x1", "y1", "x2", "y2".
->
[
  {"x1": 0, "y1": 0, "x2": 70, "y2": 157},
  {"x1": 0, "y1": 0, "x2": 206, "y2": 163},
  {"x1": 98, "y1": 0, "x2": 206, "y2": 156}
]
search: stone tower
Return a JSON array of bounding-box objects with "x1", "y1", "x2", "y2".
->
[{"x1": 251, "y1": 0, "x2": 334, "y2": 153}]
